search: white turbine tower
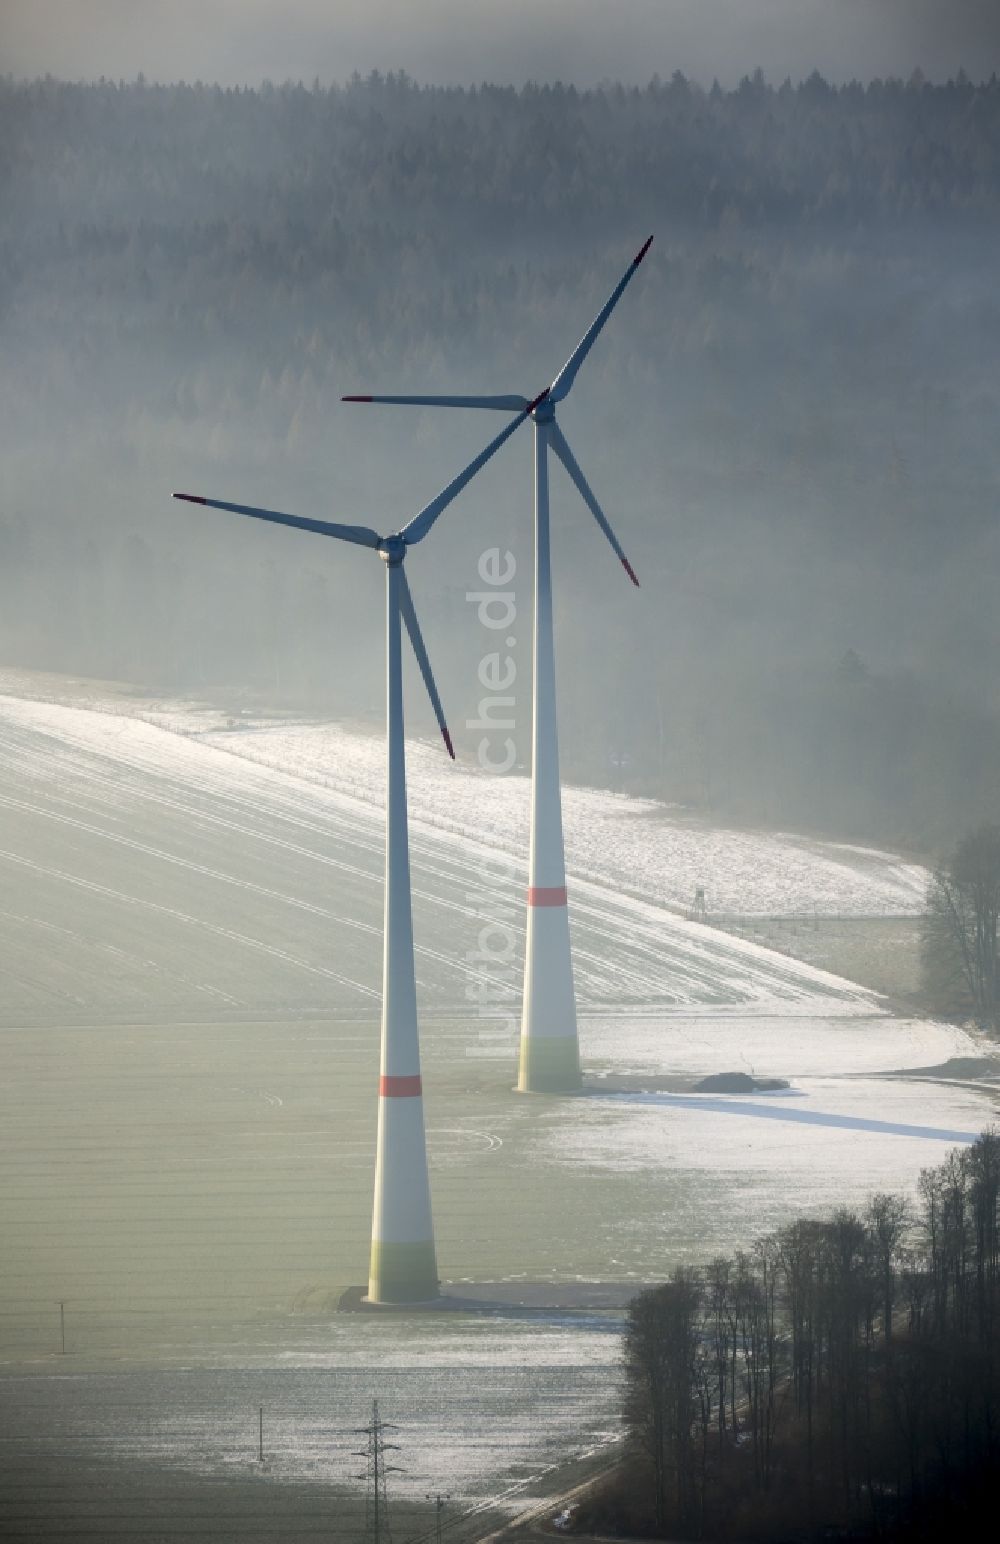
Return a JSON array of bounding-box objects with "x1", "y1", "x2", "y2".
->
[
  {"x1": 343, "y1": 238, "x2": 652, "y2": 1094},
  {"x1": 174, "y1": 409, "x2": 527, "y2": 1302}
]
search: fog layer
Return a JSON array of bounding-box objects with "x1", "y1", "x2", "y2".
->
[
  {"x1": 2, "y1": 72, "x2": 1000, "y2": 851},
  {"x1": 4, "y1": 2, "x2": 1000, "y2": 86}
]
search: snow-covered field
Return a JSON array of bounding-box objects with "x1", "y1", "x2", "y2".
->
[
  {"x1": 1, "y1": 1317, "x2": 621, "y2": 1510},
  {"x1": 172, "y1": 707, "x2": 928, "y2": 919},
  {"x1": 580, "y1": 1010, "x2": 971, "y2": 1077},
  {"x1": 0, "y1": 673, "x2": 992, "y2": 1531},
  {"x1": 192, "y1": 718, "x2": 929, "y2": 918},
  {"x1": 564, "y1": 1077, "x2": 985, "y2": 1181},
  {"x1": 0, "y1": 669, "x2": 929, "y2": 919},
  {"x1": 0, "y1": 688, "x2": 894, "y2": 1017},
  {"x1": 0, "y1": 676, "x2": 990, "y2": 1287}
]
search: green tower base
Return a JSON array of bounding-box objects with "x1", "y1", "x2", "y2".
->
[
  {"x1": 367, "y1": 1238, "x2": 440, "y2": 1305},
  {"x1": 517, "y1": 1034, "x2": 582, "y2": 1094}
]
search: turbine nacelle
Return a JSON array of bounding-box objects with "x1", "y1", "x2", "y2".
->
[
  {"x1": 378, "y1": 534, "x2": 407, "y2": 567},
  {"x1": 529, "y1": 393, "x2": 555, "y2": 424}
]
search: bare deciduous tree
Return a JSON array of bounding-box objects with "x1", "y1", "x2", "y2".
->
[
  {"x1": 624, "y1": 1270, "x2": 704, "y2": 1535},
  {"x1": 923, "y1": 823, "x2": 1000, "y2": 1028}
]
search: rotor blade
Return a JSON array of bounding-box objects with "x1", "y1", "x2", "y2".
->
[
  {"x1": 548, "y1": 235, "x2": 653, "y2": 404},
  {"x1": 173, "y1": 494, "x2": 380, "y2": 549},
  {"x1": 343, "y1": 393, "x2": 528, "y2": 412},
  {"x1": 397, "y1": 407, "x2": 528, "y2": 545},
  {"x1": 398, "y1": 568, "x2": 454, "y2": 759},
  {"x1": 548, "y1": 422, "x2": 639, "y2": 586}
]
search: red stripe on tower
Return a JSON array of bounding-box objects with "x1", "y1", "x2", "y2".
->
[
  {"x1": 528, "y1": 886, "x2": 568, "y2": 907},
  {"x1": 379, "y1": 1074, "x2": 423, "y2": 1097}
]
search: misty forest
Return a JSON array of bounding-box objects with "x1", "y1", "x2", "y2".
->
[{"x1": 4, "y1": 70, "x2": 1000, "y2": 855}]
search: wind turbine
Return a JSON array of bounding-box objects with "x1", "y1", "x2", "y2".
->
[
  {"x1": 344, "y1": 238, "x2": 652, "y2": 1094},
  {"x1": 174, "y1": 408, "x2": 527, "y2": 1302}
]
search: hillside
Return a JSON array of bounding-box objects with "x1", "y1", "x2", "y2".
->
[
  {"x1": 0, "y1": 674, "x2": 994, "y2": 1535},
  {"x1": 4, "y1": 74, "x2": 1000, "y2": 848}
]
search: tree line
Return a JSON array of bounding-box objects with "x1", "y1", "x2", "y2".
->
[{"x1": 582, "y1": 1131, "x2": 999, "y2": 1540}]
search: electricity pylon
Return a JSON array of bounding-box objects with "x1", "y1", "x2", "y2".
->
[{"x1": 354, "y1": 1400, "x2": 402, "y2": 1544}]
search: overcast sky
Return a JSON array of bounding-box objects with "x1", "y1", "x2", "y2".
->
[{"x1": 2, "y1": 0, "x2": 999, "y2": 87}]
